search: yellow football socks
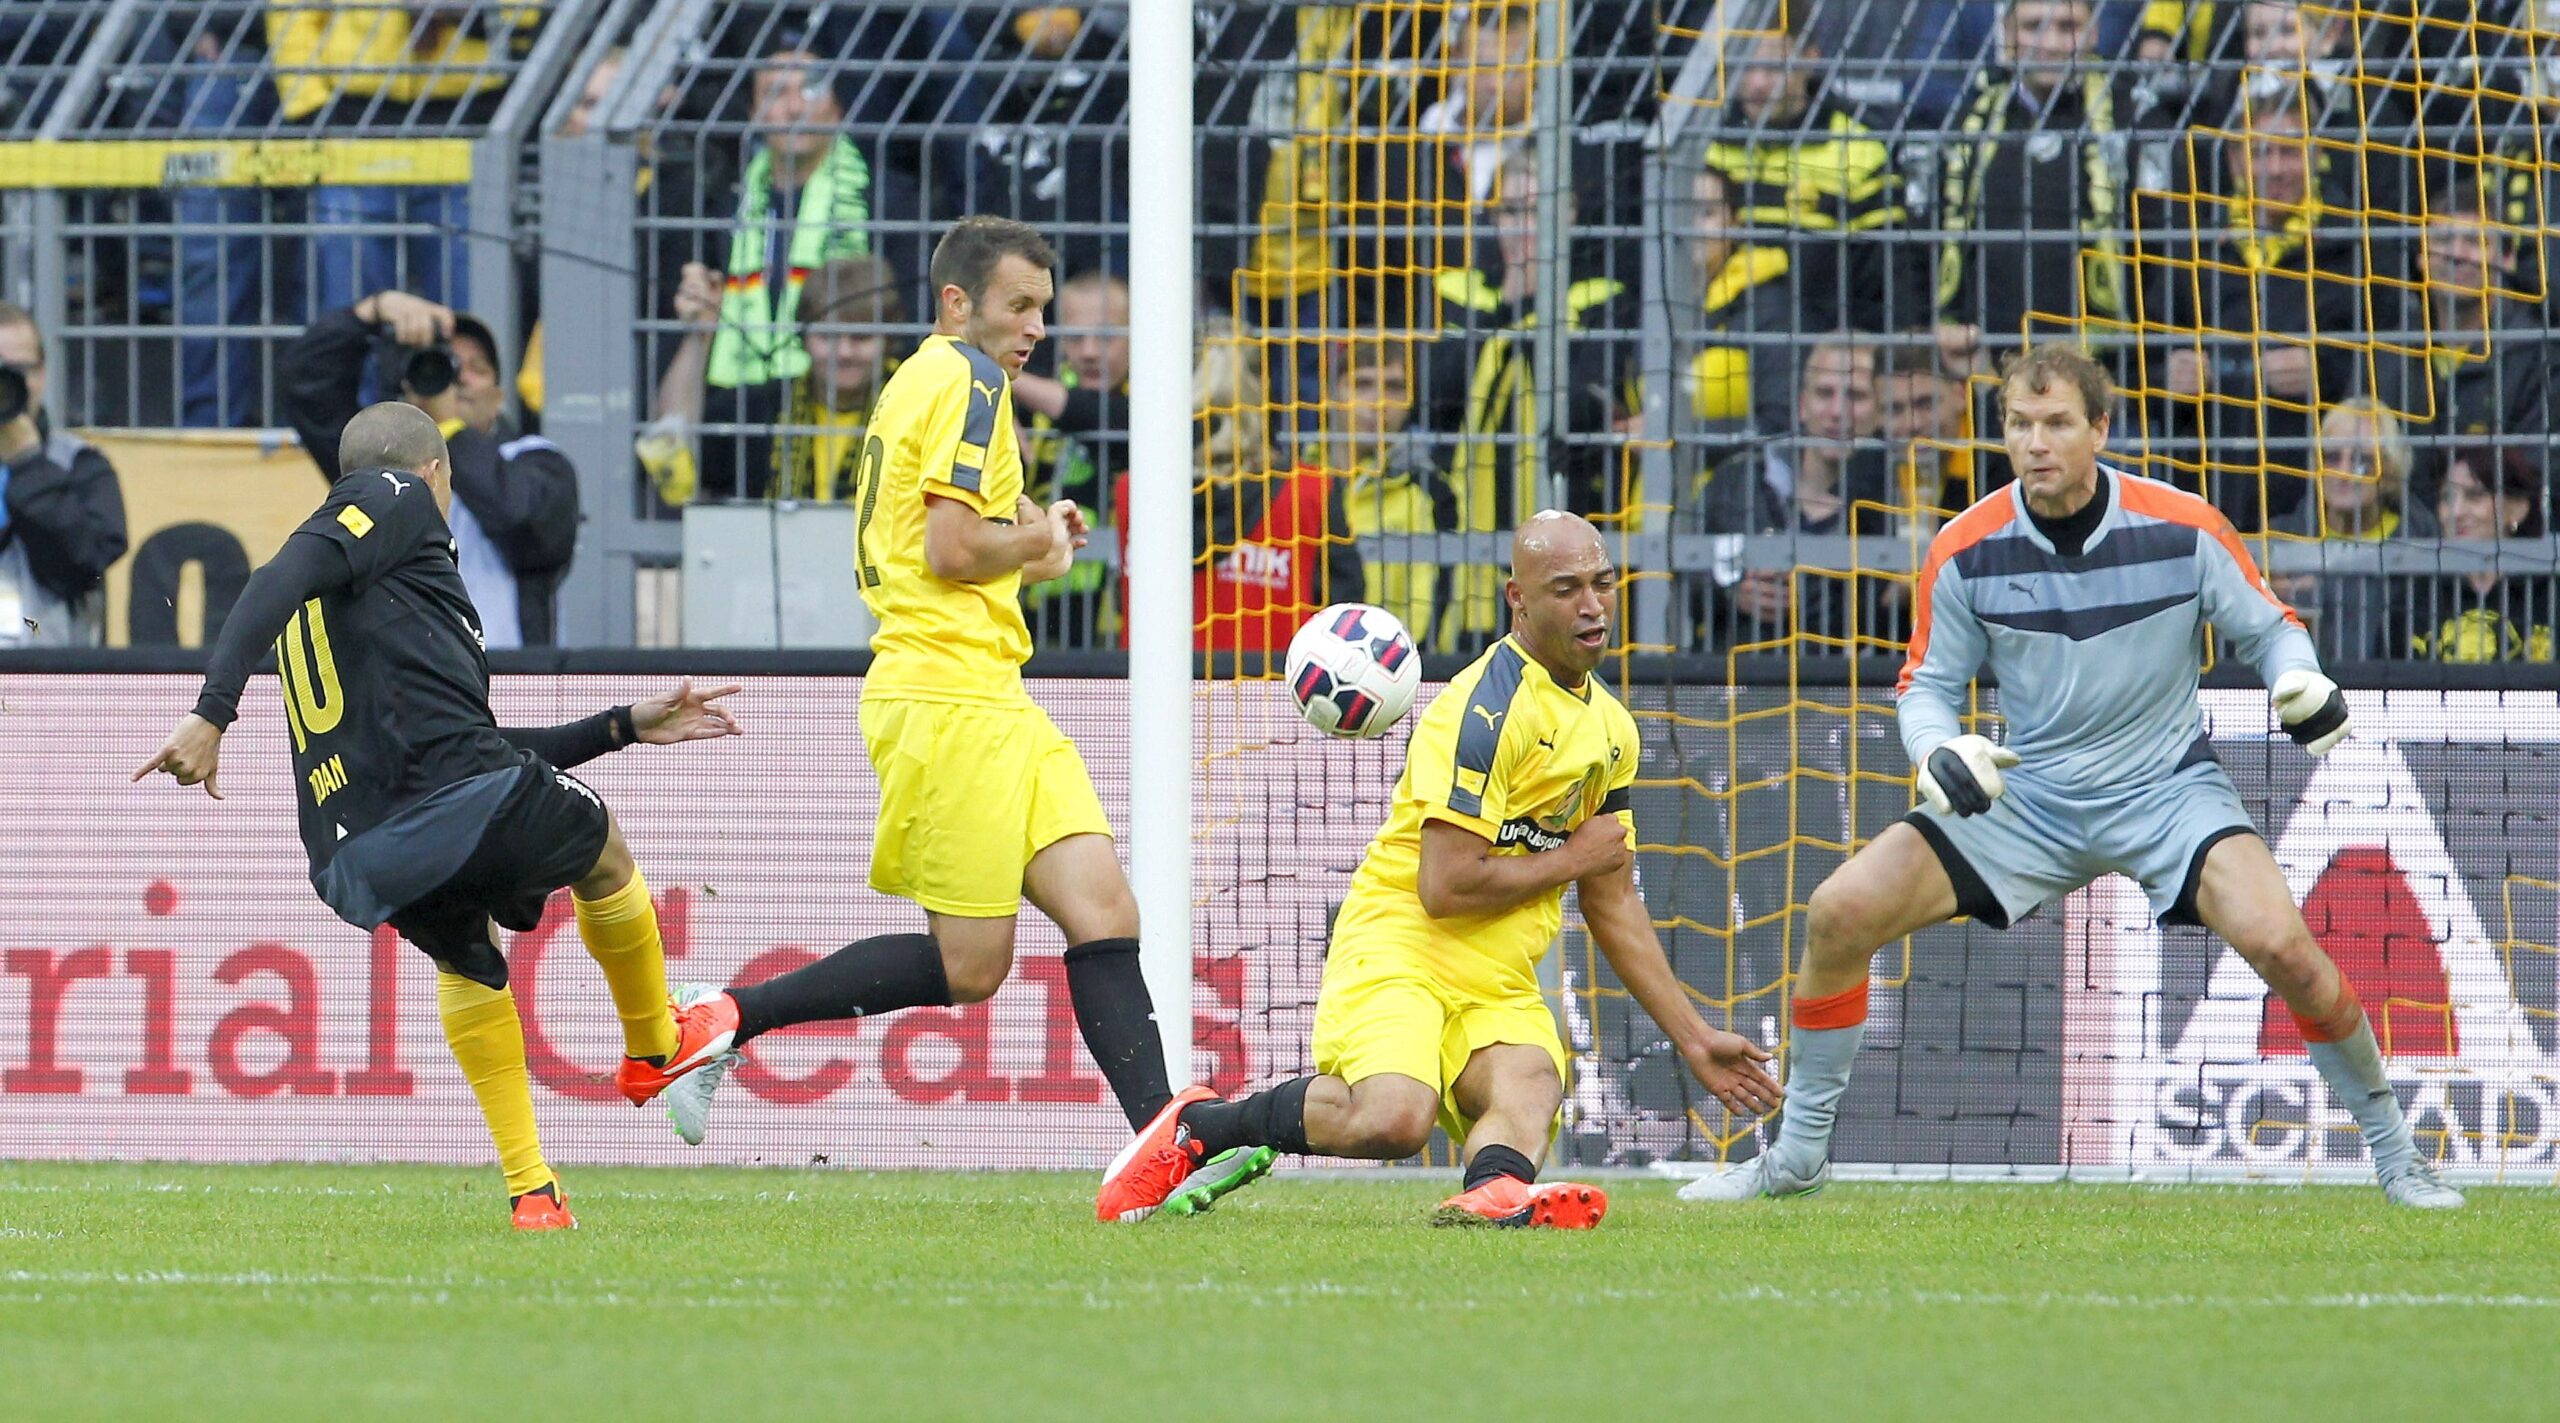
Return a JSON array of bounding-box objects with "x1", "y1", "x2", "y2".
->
[
  {"x1": 573, "y1": 869, "x2": 680, "y2": 1062},
  {"x1": 436, "y1": 969, "x2": 553, "y2": 1199}
]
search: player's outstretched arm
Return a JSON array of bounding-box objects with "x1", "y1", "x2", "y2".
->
[
  {"x1": 496, "y1": 678, "x2": 743, "y2": 771},
  {"x1": 1415, "y1": 815, "x2": 1625, "y2": 920},
  {"x1": 1577, "y1": 842, "x2": 1782, "y2": 1116},
  {"x1": 133, "y1": 533, "x2": 356, "y2": 799}
]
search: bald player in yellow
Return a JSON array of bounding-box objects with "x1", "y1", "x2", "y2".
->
[
  {"x1": 1100, "y1": 512, "x2": 1784, "y2": 1227},
  {"x1": 658, "y1": 218, "x2": 1263, "y2": 1209}
]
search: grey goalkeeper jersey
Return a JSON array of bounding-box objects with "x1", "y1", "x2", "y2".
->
[{"x1": 1897, "y1": 466, "x2": 2322, "y2": 795}]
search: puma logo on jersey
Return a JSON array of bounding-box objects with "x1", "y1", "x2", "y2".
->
[
  {"x1": 972, "y1": 379, "x2": 1000, "y2": 405},
  {"x1": 1471, "y1": 705, "x2": 1502, "y2": 734},
  {"x1": 377, "y1": 470, "x2": 409, "y2": 494},
  {"x1": 2007, "y1": 578, "x2": 2033, "y2": 596},
  {"x1": 1536, "y1": 732, "x2": 1556, "y2": 751}
]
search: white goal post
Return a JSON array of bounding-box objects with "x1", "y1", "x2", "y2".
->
[{"x1": 1126, "y1": 0, "x2": 1196, "y2": 1089}]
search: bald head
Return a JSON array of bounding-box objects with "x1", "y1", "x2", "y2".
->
[
  {"x1": 339, "y1": 401, "x2": 449, "y2": 476},
  {"x1": 1510, "y1": 510, "x2": 1605, "y2": 583},
  {"x1": 1506, "y1": 510, "x2": 1616, "y2": 684}
]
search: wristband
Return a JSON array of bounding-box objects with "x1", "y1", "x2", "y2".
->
[{"x1": 611, "y1": 704, "x2": 638, "y2": 747}]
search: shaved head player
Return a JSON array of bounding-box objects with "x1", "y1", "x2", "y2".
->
[
  {"x1": 138, "y1": 402, "x2": 743, "y2": 1230},
  {"x1": 1100, "y1": 511, "x2": 1782, "y2": 1226}
]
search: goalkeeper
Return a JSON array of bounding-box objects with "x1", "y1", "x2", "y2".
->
[{"x1": 1688, "y1": 345, "x2": 2462, "y2": 1210}]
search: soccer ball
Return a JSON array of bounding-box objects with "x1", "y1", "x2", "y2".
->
[{"x1": 1285, "y1": 603, "x2": 1422, "y2": 739}]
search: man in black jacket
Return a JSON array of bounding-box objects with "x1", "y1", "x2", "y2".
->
[
  {"x1": 0, "y1": 303, "x2": 129, "y2": 647},
  {"x1": 1932, "y1": 0, "x2": 2170, "y2": 376},
  {"x1": 282, "y1": 289, "x2": 579, "y2": 647},
  {"x1": 2362, "y1": 169, "x2": 2559, "y2": 510}
]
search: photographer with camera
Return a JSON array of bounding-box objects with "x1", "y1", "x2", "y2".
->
[
  {"x1": 281, "y1": 288, "x2": 579, "y2": 647},
  {"x1": 0, "y1": 303, "x2": 129, "y2": 648}
]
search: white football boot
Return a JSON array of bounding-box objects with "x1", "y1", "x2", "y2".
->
[
  {"x1": 663, "y1": 982, "x2": 738, "y2": 1147},
  {"x1": 2379, "y1": 1158, "x2": 2465, "y2": 1210},
  {"x1": 1678, "y1": 1154, "x2": 1832, "y2": 1202}
]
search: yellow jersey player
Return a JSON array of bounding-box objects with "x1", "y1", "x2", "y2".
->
[
  {"x1": 655, "y1": 218, "x2": 1267, "y2": 1210},
  {"x1": 1100, "y1": 512, "x2": 1783, "y2": 1226}
]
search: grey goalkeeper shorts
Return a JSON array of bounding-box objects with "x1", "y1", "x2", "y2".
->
[{"x1": 1903, "y1": 758, "x2": 2258, "y2": 930}]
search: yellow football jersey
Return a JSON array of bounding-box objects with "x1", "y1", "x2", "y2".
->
[
  {"x1": 1334, "y1": 635, "x2": 1642, "y2": 1001},
  {"x1": 854, "y1": 333, "x2": 1034, "y2": 705}
]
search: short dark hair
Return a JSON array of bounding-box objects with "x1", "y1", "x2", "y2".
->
[
  {"x1": 1056, "y1": 270, "x2": 1130, "y2": 310},
  {"x1": 1880, "y1": 336, "x2": 1949, "y2": 381},
  {"x1": 2429, "y1": 167, "x2": 2497, "y2": 224},
  {"x1": 800, "y1": 255, "x2": 908, "y2": 330},
  {"x1": 928, "y1": 216, "x2": 1056, "y2": 307},
  {"x1": 338, "y1": 401, "x2": 450, "y2": 474},
  {"x1": 1999, "y1": 343, "x2": 2113, "y2": 422}
]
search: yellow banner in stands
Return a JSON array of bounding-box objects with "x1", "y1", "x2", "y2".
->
[
  {"x1": 88, "y1": 430, "x2": 329, "y2": 648},
  {"x1": 0, "y1": 138, "x2": 472, "y2": 189}
]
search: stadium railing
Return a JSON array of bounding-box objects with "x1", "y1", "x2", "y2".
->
[{"x1": 7, "y1": 2, "x2": 2555, "y2": 662}]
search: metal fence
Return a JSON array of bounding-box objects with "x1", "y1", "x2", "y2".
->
[{"x1": 2, "y1": 0, "x2": 2556, "y2": 659}]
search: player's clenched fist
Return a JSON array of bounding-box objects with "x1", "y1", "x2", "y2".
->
[
  {"x1": 1563, "y1": 811, "x2": 1633, "y2": 880},
  {"x1": 1016, "y1": 496, "x2": 1086, "y2": 586},
  {"x1": 132, "y1": 713, "x2": 226, "y2": 799},
  {"x1": 1916, "y1": 733, "x2": 2019, "y2": 817},
  {"x1": 674, "y1": 262, "x2": 723, "y2": 328},
  {"x1": 2271, "y1": 669, "x2": 2350, "y2": 756}
]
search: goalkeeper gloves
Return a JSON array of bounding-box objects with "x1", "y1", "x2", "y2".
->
[
  {"x1": 1916, "y1": 734, "x2": 2020, "y2": 817},
  {"x1": 2271, "y1": 669, "x2": 2350, "y2": 756}
]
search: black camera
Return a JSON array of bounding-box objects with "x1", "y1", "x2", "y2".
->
[
  {"x1": 0, "y1": 362, "x2": 26, "y2": 426},
  {"x1": 377, "y1": 336, "x2": 459, "y2": 400}
]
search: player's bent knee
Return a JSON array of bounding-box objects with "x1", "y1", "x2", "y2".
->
[
  {"x1": 2236, "y1": 927, "x2": 2325, "y2": 990},
  {"x1": 1805, "y1": 875, "x2": 1889, "y2": 961},
  {"x1": 1363, "y1": 1113, "x2": 1436, "y2": 1161},
  {"x1": 943, "y1": 950, "x2": 1012, "y2": 1004},
  {"x1": 1346, "y1": 1086, "x2": 1438, "y2": 1159},
  {"x1": 929, "y1": 922, "x2": 1016, "y2": 1004},
  {"x1": 1513, "y1": 1070, "x2": 1565, "y2": 1122},
  {"x1": 573, "y1": 823, "x2": 635, "y2": 900}
]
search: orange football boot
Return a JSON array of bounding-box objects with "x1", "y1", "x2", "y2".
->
[
  {"x1": 511, "y1": 1182, "x2": 577, "y2": 1231},
  {"x1": 1095, "y1": 1086, "x2": 1219, "y2": 1222},
  {"x1": 614, "y1": 991, "x2": 742, "y2": 1106},
  {"x1": 1430, "y1": 1177, "x2": 1608, "y2": 1229}
]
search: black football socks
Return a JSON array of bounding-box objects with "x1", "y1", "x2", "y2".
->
[
  {"x1": 1063, "y1": 937, "x2": 1175, "y2": 1129},
  {"x1": 1463, "y1": 1144, "x2": 1538, "y2": 1192},
  {"x1": 728, "y1": 932, "x2": 949, "y2": 1044},
  {"x1": 1178, "y1": 1075, "x2": 1315, "y2": 1157}
]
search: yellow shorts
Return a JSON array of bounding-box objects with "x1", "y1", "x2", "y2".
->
[
  {"x1": 860, "y1": 696, "x2": 1112, "y2": 918},
  {"x1": 1310, "y1": 949, "x2": 1569, "y2": 1142}
]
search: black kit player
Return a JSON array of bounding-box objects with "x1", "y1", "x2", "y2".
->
[{"x1": 135, "y1": 402, "x2": 743, "y2": 1230}]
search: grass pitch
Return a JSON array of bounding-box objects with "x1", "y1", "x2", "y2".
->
[{"x1": 4, "y1": 1163, "x2": 2552, "y2": 1422}]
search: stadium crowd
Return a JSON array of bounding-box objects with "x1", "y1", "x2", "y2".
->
[{"x1": 3, "y1": 0, "x2": 2555, "y2": 662}]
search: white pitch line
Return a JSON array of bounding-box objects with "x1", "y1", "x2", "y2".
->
[{"x1": 1, "y1": 1271, "x2": 2554, "y2": 1312}]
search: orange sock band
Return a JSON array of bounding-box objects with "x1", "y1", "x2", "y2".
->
[
  {"x1": 1793, "y1": 980, "x2": 1870, "y2": 1031},
  {"x1": 2293, "y1": 986, "x2": 2365, "y2": 1044}
]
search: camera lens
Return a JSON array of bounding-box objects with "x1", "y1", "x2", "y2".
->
[
  {"x1": 0, "y1": 364, "x2": 26, "y2": 426},
  {"x1": 403, "y1": 346, "x2": 458, "y2": 399}
]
